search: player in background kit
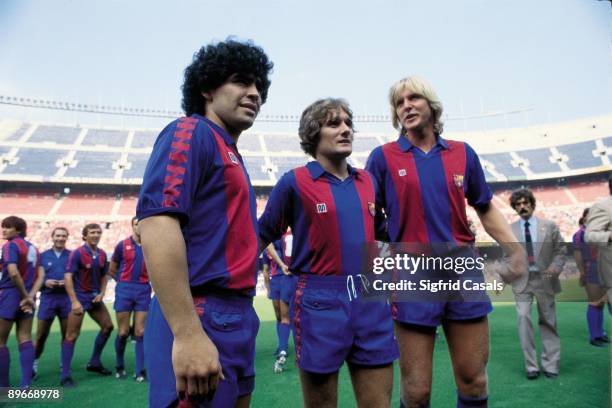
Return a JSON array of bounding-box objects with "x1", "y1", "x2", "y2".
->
[{"x1": 109, "y1": 217, "x2": 151, "y2": 381}]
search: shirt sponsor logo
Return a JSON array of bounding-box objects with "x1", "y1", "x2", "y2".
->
[
  {"x1": 453, "y1": 174, "x2": 464, "y2": 188},
  {"x1": 316, "y1": 203, "x2": 328, "y2": 214},
  {"x1": 398, "y1": 169, "x2": 407, "y2": 177},
  {"x1": 228, "y1": 151, "x2": 239, "y2": 165}
]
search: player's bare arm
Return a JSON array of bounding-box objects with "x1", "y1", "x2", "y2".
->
[
  {"x1": 7, "y1": 264, "x2": 34, "y2": 312},
  {"x1": 29, "y1": 265, "x2": 45, "y2": 299},
  {"x1": 267, "y1": 243, "x2": 289, "y2": 275},
  {"x1": 476, "y1": 203, "x2": 527, "y2": 283},
  {"x1": 94, "y1": 274, "x2": 109, "y2": 303},
  {"x1": 140, "y1": 214, "x2": 224, "y2": 398},
  {"x1": 108, "y1": 261, "x2": 119, "y2": 280},
  {"x1": 64, "y1": 272, "x2": 83, "y2": 315}
]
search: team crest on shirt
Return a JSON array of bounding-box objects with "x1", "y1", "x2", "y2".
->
[
  {"x1": 228, "y1": 151, "x2": 239, "y2": 165},
  {"x1": 47, "y1": 262, "x2": 52, "y2": 267},
  {"x1": 368, "y1": 202, "x2": 376, "y2": 217},
  {"x1": 398, "y1": 169, "x2": 407, "y2": 177},
  {"x1": 316, "y1": 203, "x2": 328, "y2": 214},
  {"x1": 453, "y1": 174, "x2": 464, "y2": 188},
  {"x1": 126, "y1": 245, "x2": 132, "y2": 250}
]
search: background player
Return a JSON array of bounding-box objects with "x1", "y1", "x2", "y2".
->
[
  {"x1": 573, "y1": 208, "x2": 609, "y2": 347},
  {"x1": 263, "y1": 232, "x2": 296, "y2": 373},
  {"x1": 259, "y1": 98, "x2": 398, "y2": 408},
  {"x1": 61, "y1": 223, "x2": 114, "y2": 387},
  {"x1": 33, "y1": 227, "x2": 71, "y2": 378},
  {"x1": 137, "y1": 39, "x2": 273, "y2": 407},
  {"x1": 0, "y1": 216, "x2": 42, "y2": 389},
  {"x1": 109, "y1": 216, "x2": 150, "y2": 382},
  {"x1": 366, "y1": 76, "x2": 525, "y2": 408}
]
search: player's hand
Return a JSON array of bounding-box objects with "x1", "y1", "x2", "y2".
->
[
  {"x1": 71, "y1": 300, "x2": 84, "y2": 316},
  {"x1": 543, "y1": 266, "x2": 558, "y2": 279},
  {"x1": 19, "y1": 296, "x2": 34, "y2": 313},
  {"x1": 57, "y1": 280, "x2": 65, "y2": 286},
  {"x1": 45, "y1": 279, "x2": 58, "y2": 289},
  {"x1": 264, "y1": 283, "x2": 271, "y2": 295},
  {"x1": 173, "y1": 332, "x2": 225, "y2": 402},
  {"x1": 578, "y1": 273, "x2": 586, "y2": 287},
  {"x1": 281, "y1": 264, "x2": 291, "y2": 275},
  {"x1": 499, "y1": 248, "x2": 527, "y2": 283},
  {"x1": 92, "y1": 294, "x2": 104, "y2": 303}
]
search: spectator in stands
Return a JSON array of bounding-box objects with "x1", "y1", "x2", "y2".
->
[
  {"x1": 366, "y1": 75, "x2": 525, "y2": 408},
  {"x1": 573, "y1": 208, "x2": 609, "y2": 347},
  {"x1": 0, "y1": 216, "x2": 43, "y2": 388},
  {"x1": 509, "y1": 188, "x2": 565, "y2": 380},
  {"x1": 137, "y1": 38, "x2": 273, "y2": 407},
  {"x1": 33, "y1": 227, "x2": 72, "y2": 378},
  {"x1": 585, "y1": 175, "x2": 612, "y2": 315},
  {"x1": 109, "y1": 217, "x2": 150, "y2": 382},
  {"x1": 61, "y1": 223, "x2": 114, "y2": 387}
]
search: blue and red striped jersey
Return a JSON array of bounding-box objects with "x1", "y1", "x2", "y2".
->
[
  {"x1": 112, "y1": 237, "x2": 149, "y2": 284},
  {"x1": 40, "y1": 248, "x2": 70, "y2": 294},
  {"x1": 66, "y1": 244, "x2": 108, "y2": 294},
  {"x1": 259, "y1": 161, "x2": 383, "y2": 276},
  {"x1": 137, "y1": 115, "x2": 259, "y2": 294},
  {"x1": 573, "y1": 226, "x2": 597, "y2": 268},
  {"x1": 366, "y1": 136, "x2": 492, "y2": 244},
  {"x1": 1, "y1": 237, "x2": 40, "y2": 291}
]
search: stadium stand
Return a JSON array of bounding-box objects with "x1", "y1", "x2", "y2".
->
[
  {"x1": 131, "y1": 130, "x2": 158, "y2": 148},
  {"x1": 557, "y1": 140, "x2": 601, "y2": 170},
  {"x1": 122, "y1": 153, "x2": 150, "y2": 180},
  {"x1": 28, "y1": 125, "x2": 81, "y2": 144},
  {"x1": 2, "y1": 148, "x2": 65, "y2": 175},
  {"x1": 81, "y1": 128, "x2": 128, "y2": 147},
  {"x1": 63, "y1": 151, "x2": 122, "y2": 179}
]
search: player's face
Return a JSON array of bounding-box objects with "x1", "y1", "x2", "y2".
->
[
  {"x1": 84, "y1": 228, "x2": 102, "y2": 247},
  {"x1": 513, "y1": 198, "x2": 534, "y2": 220},
  {"x1": 314, "y1": 109, "x2": 353, "y2": 160},
  {"x1": 131, "y1": 219, "x2": 140, "y2": 238},
  {"x1": 52, "y1": 230, "x2": 68, "y2": 250},
  {"x1": 394, "y1": 89, "x2": 434, "y2": 134},
  {"x1": 2, "y1": 226, "x2": 18, "y2": 240},
  {"x1": 204, "y1": 73, "x2": 262, "y2": 137}
]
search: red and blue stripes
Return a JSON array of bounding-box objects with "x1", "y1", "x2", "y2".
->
[
  {"x1": 67, "y1": 245, "x2": 107, "y2": 293},
  {"x1": 113, "y1": 237, "x2": 149, "y2": 284},
  {"x1": 0, "y1": 237, "x2": 39, "y2": 290}
]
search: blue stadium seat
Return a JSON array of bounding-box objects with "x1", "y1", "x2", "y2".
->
[
  {"x1": 131, "y1": 131, "x2": 158, "y2": 148},
  {"x1": 122, "y1": 154, "x2": 150, "y2": 179},
  {"x1": 264, "y1": 135, "x2": 300, "y2": 152},
  {"x1": 2, "y1": 124, "x2": 29, "y2": 141},
  {"x1": 271, "y1": 156, "x2": 310, "y2": 178},
  {"x1": 480, "y1": 153, "x2": 525, "y2": 180},
  {"x1": 28, "y1": 125, "x2": 81, "y2": 144},
  {"x1": 64, "y1": 151, "x2": 121, "y2": 178},
  {"x1": 82, "y1": 129, "x2": 128, "y2": 147},
  {"x1": 237, "y1": 135, "x2": 262, "y2": 152},
  {"x1": 243, "y1": 156, "x2": 270, "y2": 180},
  {"x1": 517, "y1": 148, "x2": 562, "y2": 174},
  {"x1": 557, "y1": 140, "x2": 602, "y2": 170},
  {"x1": 2, "y1": 148, "x2": 64, "y2": 175}
]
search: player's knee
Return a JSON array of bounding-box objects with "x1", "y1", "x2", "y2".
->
[
  {"x1": 402, "y1": 381, "x2": 431, "y2": 406},
  {"x1": 134, "y1": 327, "x2": 145, "y2": 338},
  {"x1": 65, "y1": 332, "x2": 78, "y2": 342},
  {"x1": 102, "y1": 324, "x2": 114, "y2": 335},
  {"x1": 457, "y1": 370, "x2": 487, "y2": 395}
]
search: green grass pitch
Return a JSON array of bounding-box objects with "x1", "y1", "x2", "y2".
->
[{"x1": 4, "y1": 279, "x2": 610, "y2": 407}]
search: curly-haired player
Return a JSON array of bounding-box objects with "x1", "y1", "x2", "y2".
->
[{"x1": 138, "y1": 38, "x2": 273, "y2": 407}]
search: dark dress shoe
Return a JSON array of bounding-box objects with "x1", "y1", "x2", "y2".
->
[
  {"x1": 591, "y1": 338, "x2": 607, "y2": 347},
  {"x1": 526, "y1": 371, "x2": 540, "y2": 380},
  {"x1": 543, "y1": 371, "x2": 558, "y2": 379},
  {"x1": 86, "y1": 364, "x2": 112, "y2": 376}
]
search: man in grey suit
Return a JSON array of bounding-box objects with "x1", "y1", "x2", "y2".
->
[
  {"x1": 585, "y1": 175, "x2": 612, "y2": 305},
  {"x1": 510, "y1": 188, "x2": 565, "y2": 380}
]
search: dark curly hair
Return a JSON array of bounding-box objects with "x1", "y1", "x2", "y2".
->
[
  {"x1": 181, "y1": 38, "x2": 274, "y2": 116},
  {"x1": 2, "y1": 216, "x2": 27, "y2": 237},
  {"x1": 509, "y1": 188, "x2": 536, "y2": 210}
]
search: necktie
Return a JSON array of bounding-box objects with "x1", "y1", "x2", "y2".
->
[{"x1": 524, "y1": 221, "x2": 535, "y2": 267}]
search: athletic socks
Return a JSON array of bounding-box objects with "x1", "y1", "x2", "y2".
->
[
  {"x1": 18, "y1": 341, "x2": 34, "y2": 388},
  {"x1": 457, "y1": 391, "x2": 488, "y2": 408},
  {"x1": 61, "y1": 340, "x2": 75, "y2": 379},
  {"x1": 278, "y1": 322, "x2": 290, "y2": 354},
  {"x1": 587, "y1": 304, "x2": 604, "y2": 340},
  {"x1": 89, "y1": 331, "x2": 110, "y2": 367},
  {"x1": 0, "y1": 346, "x2": 10, "y2": 387},
  {"x1": 115, "y1": 335, "x2": 128, "y2": 369},
  {"x1": 134, "y1": 336, "x2": 144, "y2": 375}
]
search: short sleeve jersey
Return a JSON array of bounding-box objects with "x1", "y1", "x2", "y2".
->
[
  {"x1": 259, "y1": 161, "x2": 383, "y2": 276},
  {"x1": 136, "y1": 115, "x2": 259, "y2": 294},
  {"x1": 40, "y1": 248, "x2": 71, "y2": 294},
  {"x1": 112, "y1": 237, "x2": 149, "y2": 284},
  {"x1": 0, "y1": 237, "x2": 40, "y2": 291},
  {"x1": 66, "y1": 244, "x2": 108, "y2": 294},
  {"x1": 366, "y1": 136, "x2": 492, "y2": 243}
]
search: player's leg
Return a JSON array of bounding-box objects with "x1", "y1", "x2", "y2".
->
[
  {"x1": 395, "y1": 322, "x2": 436, "y2": 407},
  {"x1": 34, "y1": 319, "x2": 53, "y2": 360},
  {"x1": 348, "y1": 363, "x2": 393, "y2": 408},
  {"x1": 235, "y1": 394, "x2": 252, "y2": 408},
  {"x1": 585, "y1": 283, "x2": 608, "y2": 345},
  {"x1": 0, "y1": 318, "x2": 15, "y2": 387},
  {"x1": 514, "y1": 292, "x2": 538, "y2": 376},
  {"x1": 299, "y1": 369, "x2": 339, "y2": 408},
  {"x1": 15, "y1": 316, "x2": 34, "y2": 388},
  {"x1": 133, "y1": 310, "x2": 147, "y2": 381},
  {"x1": 86, "y1": 303, "x2": 114, "y2": 374},
  {"x1": 61, "y1": 310, "x2": 85, "y2": 385},
  {"x1": 114, "y1": 311, "x2": 131, "y2": 378},
  {"x1": 443, "y1": 317, "x2": 489, "y2": 407},
  {"x1": 534, "y1": 291, "x2": 560, "y2": 377}
]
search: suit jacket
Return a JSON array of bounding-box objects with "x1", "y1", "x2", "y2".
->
[
  {"x1": 511, "y1": 216, "x2": 565, "y2": 294},
  {"x1": 585, "y1": 196, "x2": 612, "y2": 288}
]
